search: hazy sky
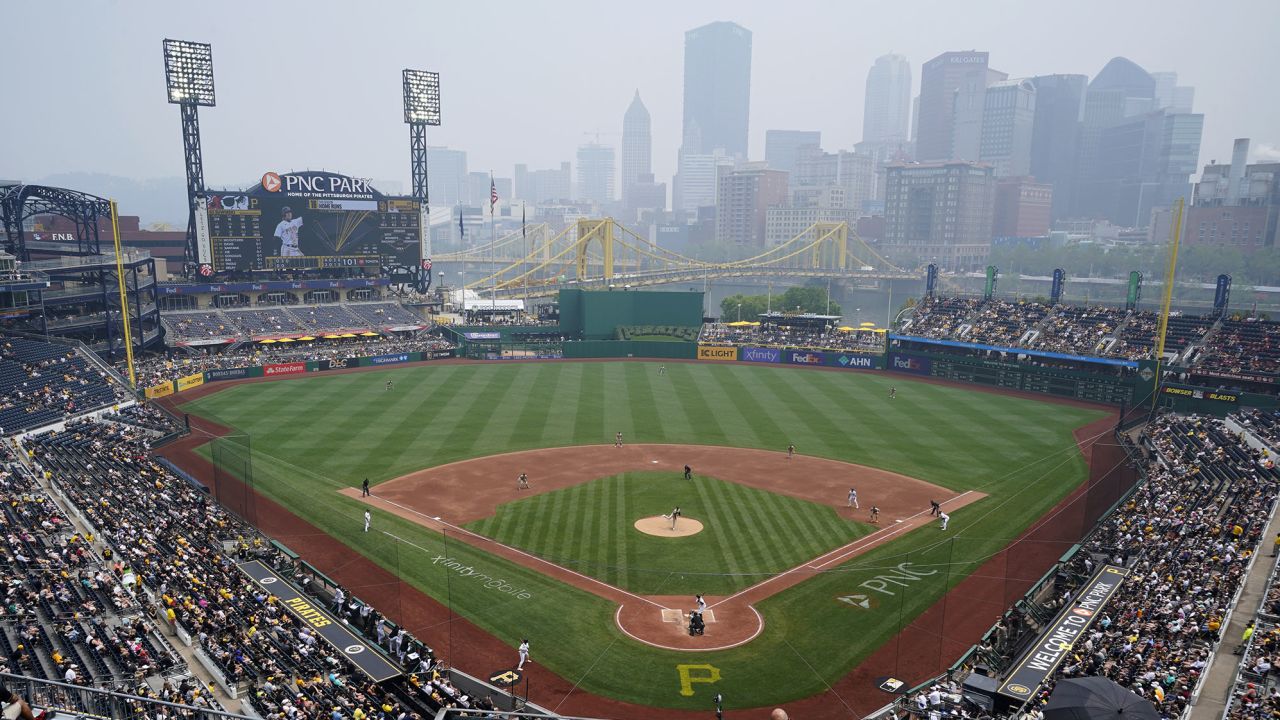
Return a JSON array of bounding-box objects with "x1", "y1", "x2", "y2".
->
[{"x1": 3, "y1": 0, "x2": 1278, "y2": 195}]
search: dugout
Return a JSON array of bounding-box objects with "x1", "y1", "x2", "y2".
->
[{"x1": 558, "y1": 288, "x2": 703, "y2": 340}]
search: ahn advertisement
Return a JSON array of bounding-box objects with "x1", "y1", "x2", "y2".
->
[
  {"x1": 741, "y1": 346, "x2": 782, "y2": 363},
  {"x1": 697, "y1": 345, "x2": 738, "y2": 361},
  {"x1": 785, "y1": 350, "x2": 883, "y2": 369},
  {"x1": 889, "y1": 354, "x2": 932, "y2": 376}
]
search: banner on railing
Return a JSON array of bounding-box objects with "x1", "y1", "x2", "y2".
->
[
  {"x1": 144, "y1": 382, "x2": 175, "y2": 399},
  {"x1": 237, "y1": 560, "x2": 401, "y2": 682},
  {"x1": 176, "y1": 373, "x2": 205, "y2": 392},
  {"x1": 997, "y1": 564, "x2": 1130, "y2": 702}
]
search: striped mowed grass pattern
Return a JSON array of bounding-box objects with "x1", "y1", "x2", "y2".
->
[
  {"x1": 182, "y1": 361, "x2": 1107, "y2": 710},
  {"x1": 183, "y1": 361, "x2": 1076, "y2": 492},
  {"x1": 467, "y1": 472, "x2": 872, "y2": 595}
]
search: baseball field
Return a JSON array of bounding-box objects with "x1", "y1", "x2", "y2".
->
[{"x1": 175, "y1": 360, "x2": 1109, "y2": 712}]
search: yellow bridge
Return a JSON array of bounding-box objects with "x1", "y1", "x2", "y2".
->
[{"x1": 434, "y1": 218, "x2": 917, "y2": 298}]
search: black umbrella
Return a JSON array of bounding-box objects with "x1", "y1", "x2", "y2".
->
[{"x1": 1044, "y1": 677, "x2": 1160, "y2": 720}]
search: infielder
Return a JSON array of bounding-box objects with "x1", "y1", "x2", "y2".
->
[
  {"x1": 363, "y1": 510, "x2": 371, "y2": 533},
  {"x1": 939, "y1": 511, "x2": 950, "y2": 530},
  {"x1": 870, "y1": 506, "x2": 880, "y2": 523},
  {"x1": 615, "y1": 431, "x2": 623, "y2": 448},
  {"x1": 787, "y1": 443, "x2": 795, "y2": 459},
  {"x1": 517, "y1": 472, "x2": 530, "y2": 490},
  {"x1": 517, "y1": 639, "x2": 530, "y2": 670},
  {"x1": 274, "y1": 206, "x2": 304, "y2": 257},
  {"x1": 847, "y1": 488, "x2": 859, "y2": 508}
]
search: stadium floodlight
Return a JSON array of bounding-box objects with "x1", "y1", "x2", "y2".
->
[
  {"x1": 163, "y1": 39, "x2": 216, "y2": 107},
  {"x1": 402, "y1": 69, "x2": 441, "y2": 125}
]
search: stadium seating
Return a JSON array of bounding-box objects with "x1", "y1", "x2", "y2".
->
[
  {"x1": 698, "y1": 323, "x2": 884, "y2": 352},
  {"x1": 15, "y1": 416, "x2": 499, "y2": 716},
  {"x1": 0, "y1": 336, "x2": 128, "y2": 435},
  {"x1": 894, "y1": 412, "x2": 1278, "y2": 720},
  {"x1": 1198, "y1": 319, "x2": 1280, "y2": 375},
  {"x1": 162, "y1": 302, "x2": 427, "y2": 344}
]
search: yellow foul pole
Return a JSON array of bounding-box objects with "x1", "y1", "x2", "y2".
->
[
  {"x1": 1152, "y1": 198, "x2": 1184, "y2": 395},
  {"x1": 110, "y1": 200, "x2": 137, "y2": 389}
]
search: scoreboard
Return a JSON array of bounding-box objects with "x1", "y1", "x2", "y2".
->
[{"x1": 200, "y1": 171, "x2": 421, "y2": 273}]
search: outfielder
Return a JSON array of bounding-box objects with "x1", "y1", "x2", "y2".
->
[{"x1": 274, "y1": 206, "x2": 304, "y2": 257}]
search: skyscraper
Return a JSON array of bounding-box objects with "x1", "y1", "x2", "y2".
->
[
  {"x1": 576, "y1": 144, "x2": 615, "y2": 204},
  {"x1": 979, "y1": 79, "x2": 1037, "y2": 177},
  {"x1": 764, "y1": 130, "x2": 821, "y2": 174},
  {"x1": 621, "y1": 91, "x2": 652, "y2": 208},
  {"x1": 426, "y1": 146, "x2": 468, "y2": 207},
  {"x1": 1090, "y1": 109, "x2": 1203, "y2": 226},
  {"x1": 1028, "y1": 74, "x2": 1087, "y2": 219},
  {"x1": 675, "y1": 150, "x2": 736, "y2": 211},
  {"x1": 916, "y1": 51, "x2": 992, "y2": 162},
  {"x1": 514, "y1": 162, "x2": 572, "y2": 204},
  {"x1": 793, "y1": 150, "x2": 877, "y2": 213},
  {"x1": 682, "y1": 21, "x2": 752, "y2": 158},
  {"x1": 1073, "y1": 57, "x2": 1157, "y2": 218},
  {"x1": 715, "y1": 163, "x2": 789, "y2": 246},
  {"x1": 862, "y1": 54, "x2": 913, "y2": 153},
  {"x1": 883, "y1": 162, "x2": 996, "y2": 270}
]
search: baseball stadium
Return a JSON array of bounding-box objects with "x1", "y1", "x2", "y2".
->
[{"x1": 3, "y1": 25, "x2": 1280, "y2": 720}]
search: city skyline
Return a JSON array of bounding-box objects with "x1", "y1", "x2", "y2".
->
[{"x1": 3, "y1": 0, "x2": 1276, "y2": 202}]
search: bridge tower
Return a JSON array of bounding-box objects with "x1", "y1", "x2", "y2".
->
[
  {"x1": 808, "y1": 222, "x2": 849, "y2": 270},
  {"x1": 574, "y1": 219, "x2": 615, "y2": 280}
]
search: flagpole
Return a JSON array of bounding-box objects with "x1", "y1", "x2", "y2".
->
[
  {"x1": 522, "y1": 202, "x2": 529, "y2": 315},
  {"x1": 490, "y1": 172, "x2": 496, "y2": 314}
]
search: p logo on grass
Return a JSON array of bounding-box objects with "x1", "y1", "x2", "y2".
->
[{"x1": 677, "y1": 664, "x2": 721, "y2": 696}]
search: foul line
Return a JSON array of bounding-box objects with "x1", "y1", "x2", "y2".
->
[
  {"x1": 711, "y1": 491, "x2": 975, "y2": 609},
  {"x1": 372, "y1": 495, "x2": 666, "y2": 610},
  {"x1": 613, "y1": 604, "x2": 766, "y2": 652}
]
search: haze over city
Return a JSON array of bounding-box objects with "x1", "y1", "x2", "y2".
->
[{"x1": 3, "y1": 0, "x2": 1278, "y2": 215}]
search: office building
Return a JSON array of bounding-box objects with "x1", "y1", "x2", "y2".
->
[
  {"x1": 793, "y1": 150, "x2": 877, "y2": 212},
  {"x1": 1181, "y1": 139, "x2": 1280, "y2": 251},
  {"x1": 979, "y1": 79, "x2": 1037, "y2": 177},
  {"x1": 715, "y1": 164, "x2": 789, "y2": 246},
  {"x1": 576, "y1": 143, "x2": 616, "y2": 204},
  {"x1": 916, "y1": 51, "x2": 994, "y2": 161},
  {"x1": 1028, "y1": 74, "x2": 1087, "y2": 219},
  {"x1": 675, "y1": 150, "x2": 736, "y2": 211},
  {"x1": 514, "y1": 162, "x2": 572, "y2": 204},
  {"x1": 883, "y1": 161, "x2": 996, "y2": 269},
  {"x1": 682, "y1": 21, "x2": 752, "y2": 158},
  {"x1": 765, "y1": 206, "x2": 859, "y2": 246},
  {"x1": 862, "y1": 54, "x2": 913, "y2": 152},
  {"x1": 467, "y1": 173, "x2": 511, "y2": 208},
  {"x1": 1085, "y1": 109, "x2": 1204, "y2": 227},
  {"x1": 1073, "y1": 57, "x2": 1157, "y2": 218},
  {"x1": 952, "y1": 66, "x2": 1009, "y2": 162},
  {"x1": 765, "y1": 130, "x2": 821, "y2": 174},
  {"x1": 621, "y1": 91, "x2": 652, "y2": 209},
  {"x1": 994, "y1": 177, "x2": 1053, "y2": 238},
  {"x1": 1151, "y1": 71, "x2": 1195, "y2": 113},
  {"x1": 426, "y1": 146, "x2": 468, "y2": 207}
]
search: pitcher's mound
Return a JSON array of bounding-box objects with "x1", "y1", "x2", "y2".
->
[{"x1": 634, "y1": 516, "x2": 704, "y2": 537}]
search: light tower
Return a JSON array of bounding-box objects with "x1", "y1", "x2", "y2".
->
[
  {"x1": 402, "y1": 69, "x2": 441, "y2": 271},
  {"x1": 162, "y1": 39, "x2": 216, "y2": 277}
]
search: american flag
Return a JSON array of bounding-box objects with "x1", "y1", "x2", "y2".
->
[{"x1": 490, "y1": 176, "x2": 498, "y2": 209}]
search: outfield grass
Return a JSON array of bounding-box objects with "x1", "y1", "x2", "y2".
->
[
  {"x1": 466, "y1": 471, "x2": 871, "y2": 595},
  {"x1": 182, "y1": 361, "x2": 1107, "y2": 710}
]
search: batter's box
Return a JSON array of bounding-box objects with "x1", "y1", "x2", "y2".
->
[{"x1": 661, "y1": 609, "x2": 717, "y2": 623}]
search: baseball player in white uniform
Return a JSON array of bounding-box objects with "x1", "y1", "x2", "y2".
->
[
  {"x1": 517, "y1": 639, "x2": 530, "y2": 669},
  {"x1": 363, "y1": 510, "x2": 371, "y2": 533},
  {"x1": 274, "y1": 206, "x2": 304, "y2": 257},
  {"x1": 939, "y1": 512, "x2": 950, "y2": 531},
  {"x1": 847, "y1": 488, "x2": 859, "y2": 508}
]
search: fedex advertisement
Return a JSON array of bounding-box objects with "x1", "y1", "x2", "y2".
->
[{"x1": 889, "y1": 354, "x2": 932, "y2": 376}]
